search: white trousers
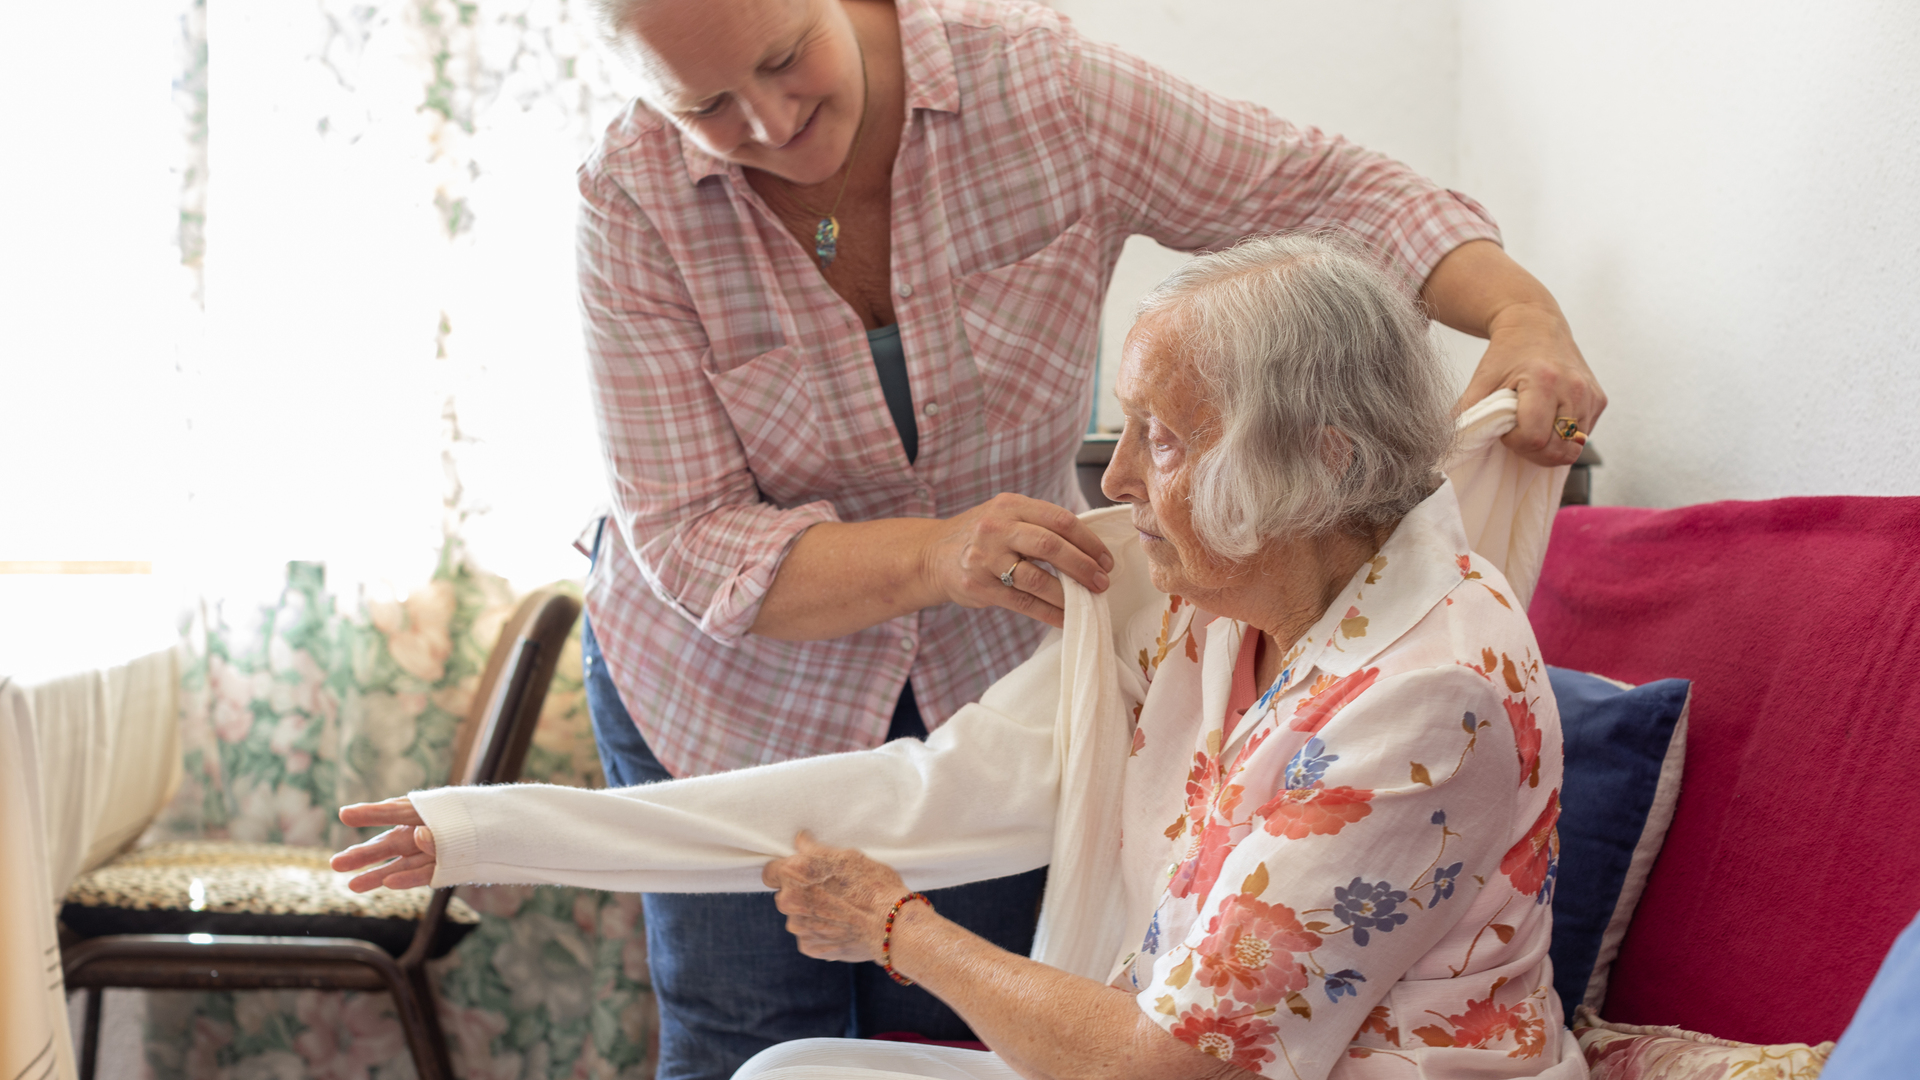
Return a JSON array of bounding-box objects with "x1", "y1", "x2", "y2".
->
[{"x1": 732, "y1": 1039, "x2": 1023, "y2": 1080}]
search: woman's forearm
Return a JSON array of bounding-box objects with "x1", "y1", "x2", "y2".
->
[
  {"x1": 889, "y1": 906, "x2": 1240, "y2": 1080},
  {"x1": 750, "y1": 517, "x2": 948, "y2": 640},
  {"x1": 1418, "y1": 238, "x2": 1565, "y2": 338},
  {"x1": 750, "y1": 494, "x2": 1115, "y2": 641}
]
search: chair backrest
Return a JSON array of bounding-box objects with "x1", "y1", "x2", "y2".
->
[
  {"x1": 397, "y1": 587, "x2": 579, "y2": 970},
  {"x1": 447, "y1": 588, "x2": 582, "y2": 789}
]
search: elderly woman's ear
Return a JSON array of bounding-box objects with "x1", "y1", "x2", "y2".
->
[{"x1": 1318, "y1": 426, "x2": 1356, "y2": 478}]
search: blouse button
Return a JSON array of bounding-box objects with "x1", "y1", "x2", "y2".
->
[
  {"x1": 896, "y1": 281, "x2": 914, "y2": 298},
  {"x1": 922, "y1": 401, "x2": 940, "y2": 417},
  {"x1": 898, "y1": 636, "x2": 916, "y2": 652}
]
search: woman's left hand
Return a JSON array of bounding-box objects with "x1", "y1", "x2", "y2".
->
[{"x1": 762, "y1": 832, "x2": 908, "y2": 963}]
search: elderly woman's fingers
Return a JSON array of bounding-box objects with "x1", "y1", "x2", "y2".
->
[
  {"x1": 332, "y1": 824, "x2": 438, "y2": 892},
  {"x1": 330, "y1": 824, "x2": 420, "y2": 872},
  {"x1": 762, "y1": 832, "x2": 910, "y2": 963},
  {"x1": 345, "y1": 848, "x2": 437, "y2": 893},
  {"x1": 338, "y1": 796, "x2": 425, "y2": 830}
]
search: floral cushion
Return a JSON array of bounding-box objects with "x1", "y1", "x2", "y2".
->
[
  {"x1": 62, "y1": 839, "x2": 480, "y2": 958},
  {"x1": 1573, "y1": 1007, "x2": 1832, "y2": 1079}
]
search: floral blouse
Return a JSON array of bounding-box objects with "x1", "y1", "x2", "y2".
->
[{"x1": 1113, "y1": 482, "x2": 1573, "y2": 1079}]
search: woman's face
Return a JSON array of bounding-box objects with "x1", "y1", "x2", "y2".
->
[
  {"x1": 623, "y1": 0, "x2": 866, "y2": 185},
  {"x1": 1103, "y1": 313, "x2": 1242, "y2": 606}
]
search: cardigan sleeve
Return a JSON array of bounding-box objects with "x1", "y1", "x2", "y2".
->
[{"x1": 411, "y1": 627, "x2": 1066, "y2": 893}]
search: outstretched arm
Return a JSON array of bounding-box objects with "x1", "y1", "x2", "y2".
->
[{"x1": 329, "y1": 628, "x2": 1068, "y2": 896}]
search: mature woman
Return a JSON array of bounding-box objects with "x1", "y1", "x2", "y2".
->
[
  {"x1": 338, "y1": 235, "x2": 1583, "y2": 1080},
  {"x1": 574, "y1": 0, "x2": 1599, "y2": 1070}
]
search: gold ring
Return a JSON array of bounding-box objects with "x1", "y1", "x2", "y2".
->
[
  {"x1": 1554, "y1": 416, "x2": 1585, "y2": 441},
  {"x1": 999, "y1": 561, "x2": 1021, "y2": 588}
]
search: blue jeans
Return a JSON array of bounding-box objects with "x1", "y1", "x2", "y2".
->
[{"x1": 581, "y1": 615, "x2": 1048, "y2": 1080}]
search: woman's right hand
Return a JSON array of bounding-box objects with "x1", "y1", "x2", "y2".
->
[
  {"x1": 331, "y1": 797, "x2": 438, "y2": 892},
  {"x1": 921, "y1": 492, "x2": 1113, "y2": 630}
]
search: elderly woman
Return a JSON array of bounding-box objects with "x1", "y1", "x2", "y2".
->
[
  {"x1": 336, "y1": 235, "x2": 1583, "y2": 1080},
  {"x1": 577, "y1": 0, "x2": 1600, "y2": 1069}
]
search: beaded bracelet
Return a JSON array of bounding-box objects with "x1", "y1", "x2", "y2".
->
[{"x1": 881, "y1": 892, "x2": 934, "y2": 986}]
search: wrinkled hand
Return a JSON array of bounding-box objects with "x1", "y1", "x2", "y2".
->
[
  {"x1": 924, "y1": 493, "x2": 1113, "y2": 630},
  {"x1": 331, "y1": 797, "x2": 438, "y2": 893},
  {"x1": 762, "y1": 832, "x2": 909, "y2": 963},
  {"x1": 1458, "y1": 303, "x2": 1607, "y2": 467}
]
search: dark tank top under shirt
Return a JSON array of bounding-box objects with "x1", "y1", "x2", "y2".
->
[{"x1": 866, "y1": 324, "x2": 917, "y2": 465}]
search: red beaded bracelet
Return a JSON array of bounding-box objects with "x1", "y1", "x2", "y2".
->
[{"x1": 881, "y1": 892, "x2": 934, "y2": 986}]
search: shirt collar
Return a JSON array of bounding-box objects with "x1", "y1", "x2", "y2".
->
[
  {"x1": 676, "y1": 0, "x2": 959, "y2": 188},
  {"x1": 1261, "y1": 478, "x2": 1477, "y2": 696}
]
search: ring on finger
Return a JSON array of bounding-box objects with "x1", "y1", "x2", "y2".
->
[
  {"x1": 999, "y1": 560, "x2": 1022, "y2": 588},
  {"x1": 1553, "y1": 416, "x2": 1586, "y2": 441}
]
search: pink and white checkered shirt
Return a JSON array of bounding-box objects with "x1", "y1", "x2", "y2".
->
[{"x1": 578, "y1": 0, "x2": 1499, "y2": 778}]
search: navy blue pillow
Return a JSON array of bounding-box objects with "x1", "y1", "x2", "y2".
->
[{"x1": 1547, "y1": 667, "x2": 1690, "y2": 1025}]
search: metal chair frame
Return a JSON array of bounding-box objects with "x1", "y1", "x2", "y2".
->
[{"x1": 62, "y1": 588, "x2": 581, "y2": 1080}]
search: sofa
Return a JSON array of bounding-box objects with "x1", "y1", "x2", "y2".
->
[{"x1": 1528, "y1": 494, "x2": 1920, "y2": 1073}]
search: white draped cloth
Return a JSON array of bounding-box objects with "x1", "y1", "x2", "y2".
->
[
  {"x1": 1, "y1": 649, "x2": 182, "y2": 1080},
  {"x1": 411, "y1": 391, "x2": 1577, "y2": 1079}
]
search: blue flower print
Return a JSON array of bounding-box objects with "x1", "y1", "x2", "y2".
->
[
  {"x1": 1323, "y1": 969, "x2": 1366, "y2": 1003},
  {"x1": 1536, "y1": 852, "x2": 1559, "y2": 906},
  {"x1": 1461, "y1": 711, "x2": 1477, "y2": 733},
  {"x1": 1333, "y1": 877, "x2": 1410, "y2": 946},
  {"x1": 1141, "y1": 911, "x2": 1162, "y2": 954},
  {"x1": 1430, "y1": 810, "x2": 1447, "y2": 826},
  {"x1": 1285, "y1": 738, "x2": 1339, "y2": 790},
  {"x1": 1253, "y1": 670, "x2": 1291, "y2": 714},
  {"x1": 1430, "y1": 862, "x2": 1463, "y2": 905}
]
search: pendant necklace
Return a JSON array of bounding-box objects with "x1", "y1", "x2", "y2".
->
[{"x1": 787, "y1": 47, "x2": 870, "y2": 268}]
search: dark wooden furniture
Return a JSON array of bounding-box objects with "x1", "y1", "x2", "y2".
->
[
  {"x1": 1075, "y1": 434, "x2": 1601, "y2": 508},
  {"x1": 62, "y1": 587, "x2": 581, "y2": 1080}
]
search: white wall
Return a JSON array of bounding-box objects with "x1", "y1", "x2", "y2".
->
[
  {"x1": 1458, "y1": 0, "x2": 1920, "y2": 505},
  {"x1": 1046, "y1": 0, "x2": 1474, "y2": 431},
  {"x1": 1056, "y1": 0, "x2": 1920, "y2": 505}
]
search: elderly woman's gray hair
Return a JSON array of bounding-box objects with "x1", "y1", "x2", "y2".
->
[{"x1": 1137, "y1": 233, "x2": 1455, "y2": 559}]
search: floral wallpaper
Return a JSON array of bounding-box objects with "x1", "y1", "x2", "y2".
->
[{"x1": 139, "y1": 552, "x2": 655, "y2": 1080}]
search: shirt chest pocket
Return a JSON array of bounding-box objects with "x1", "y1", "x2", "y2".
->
[
  {"x1": 704, "y1": 345, "x2": 838, "y2": 507},
  {"x1": 953, "y1": 219, "x2": 1105, "y2": 434}
]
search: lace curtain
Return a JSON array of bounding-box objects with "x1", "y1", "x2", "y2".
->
[{"x1": 10, "y1": 0, "x2": 662, "y2": 1074}]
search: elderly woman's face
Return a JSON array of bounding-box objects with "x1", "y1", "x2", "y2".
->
[
  {"x1": 623, "y1": 0, "x2": 865, "y2": 185},
  {"x1": 1103, "y1": 314, "x2": 1238, "y2": 602}
]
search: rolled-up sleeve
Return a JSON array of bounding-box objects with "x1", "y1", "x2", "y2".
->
[
  {"x1": 577, "y1": 167, "x2": 840, "y2": 643},
  {"x1": 1067, "y1": 33, "x2": 1501, "y2": 291}
]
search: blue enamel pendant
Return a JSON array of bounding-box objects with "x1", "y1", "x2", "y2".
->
[{"x1": 814, "y1": 216, "x2": 840, "y2": 267}]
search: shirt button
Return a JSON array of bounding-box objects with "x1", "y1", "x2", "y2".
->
[
  {"x1": 896, "y1": 281, "x2": 913, "y2": 298},
  {"x1": 899, "y1": 636, "x2": 915, "y2": 652},
  {"x1": 922, "y1": 401, "x2": 940, "y2": 417}
]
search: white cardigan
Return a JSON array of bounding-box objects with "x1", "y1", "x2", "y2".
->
[{"x1": 412, "y1": 389, "x2": 1565, "y2": 984}]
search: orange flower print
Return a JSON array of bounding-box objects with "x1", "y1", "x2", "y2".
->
[
  {"x1": 1195, "y1": 893, "x2": 1322, "y2": 1001},
  {"x1": 1256, "y1": 784, "x2": 1374, "y2": 839},
  {"x1": 1290, "y1": 667, "x2": 1380, "y2": 733},
  {"x1": 1501, "y1": 789, "x2": 1561, "y2": 901},
  {"x1": 1504, "y1": 696, "x2": 1542, "y2": 788},
  {"x1": 1411, "y1": 991, "x2": 1546, "y2": 1057},
  {"x1": 1169, "y1": 820, "x2": 1236, "y2": 905},
  {"x1": 1169, "y1": 1007, "x2": 1279, "y2": 1071}
]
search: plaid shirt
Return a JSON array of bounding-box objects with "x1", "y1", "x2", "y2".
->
[{"x1": 578, "y1": 0, "x2": 1499, "y2": 777}]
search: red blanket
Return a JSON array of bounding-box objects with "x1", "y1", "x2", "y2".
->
[{"x1": 1529, "y1": 496, "x2": 1920, "y2": 1045}]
